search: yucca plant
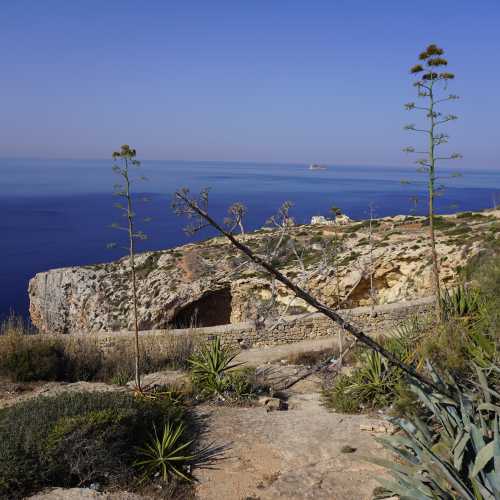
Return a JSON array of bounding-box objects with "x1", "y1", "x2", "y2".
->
[
  {"x1": 324, "y1": 351, "x2": 402, "y2": 412},
  {"x1": 188, "y1": 337, "x2": 243, "y2": 397},
  {"x1": 373, "y1": 365, "x2": 500, "y2": 499},
  {"x1": 441, "y1": 285, "x2": 484, "y2": 322},
  {"x1": 346, "y1": 351, "x2": 401, "y2": 407},
  {"x1": 386, "y1": 315, "x2": 428, "y2": 368},
  {"x1": 134, "y1": 421, "x2": 197, "y2": 483}
]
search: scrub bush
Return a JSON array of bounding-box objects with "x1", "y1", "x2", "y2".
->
[{"x1": 0, "y1": 391, "x2": 188, "y2": 499}]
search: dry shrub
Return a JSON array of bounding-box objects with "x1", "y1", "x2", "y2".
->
[
  {"x1": 159, "y1": 332, "x2": 200, "y2": 370},
  {"x1": 0, "y1": 315, "x2": 199, "y2": 384},
  {"x1": 286, "y1": 347, "x2": 338, "y2": 366},
  {"x1": 58, "y1": 336, "x2": 104, "y2": 381},
  {"x1": 100, "y1": 333, "x2": 200, "y2": 384},
  {"x1": 0, "y1": 313, "x2": 36, "y2": 337},
  {"x1": 0, "y1": 334, "x2": 64, "y2": 382}
]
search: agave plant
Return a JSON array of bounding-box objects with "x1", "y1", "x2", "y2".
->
[
  {"x1": 466, "y1": 327, "x2": 497, "y2": 370},
  {"x1": 188, "y1": 337, "x2": 243, "y2": 397},
  {"x1": 347, "y1": 351, "x2": 400, "y2": 404},
  {"x1": 373, "y1": 365, "x2": 500, "y2": 499},
  {"x1": 441, "y1": 285, "x2": 484, "y2": 322},
  {"x1": 386, "y1": 315, "x2": 427, "y2": 368},
  {"x1": 325, "y1": 351, "x2": 401, "y2": 412},
  {"x1": 134, "y1": 421, "x2": 197, "y2": 483}
]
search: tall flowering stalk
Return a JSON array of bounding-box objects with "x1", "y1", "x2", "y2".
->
[
  {"x1": 109, "y1": 145, "x2": 148, "y2": 390},
  {"x1": 403, "y1": 44, "x2": 461, "y2": 319}
]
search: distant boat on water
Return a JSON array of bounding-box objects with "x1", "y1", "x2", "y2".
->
[{"x1": 309, "y1": 163, "x2": 327, "y2": 171}]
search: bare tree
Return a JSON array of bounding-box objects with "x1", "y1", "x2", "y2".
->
[
  {"x1": 224, "y1": 202, "x2": 247, "y2": 236},
  {"x1": 109, "y1": 145, "x2": 148, "y2": 391},
  {"x1": 173, "y1": 188, "x2": 448, "y2": 395},
  {"x1": 403, "y1": 44, "x2": 461, "y2": 318}
]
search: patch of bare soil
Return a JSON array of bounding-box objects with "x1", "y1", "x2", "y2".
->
[
  {"x1": 236, "y1": 336, "x2": 340, "y2": 367},
  {"x1": 195, "y1": 375, "x2": 390, "y2": 500}
]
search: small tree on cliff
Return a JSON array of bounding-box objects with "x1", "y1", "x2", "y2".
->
[
  {"x1": 403, "y1": 44, "x2": 461, "y2": 318},
  {"x1": 109, "y1": 145, "x2": 148, "y2": 391}
]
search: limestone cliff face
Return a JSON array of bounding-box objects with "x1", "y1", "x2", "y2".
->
[
  {"x1": 29, "y1": 249, "x2": 229, "y2": 333},
  {"x1": 29, "y1": 210, "x2": 500, "y2": 334}
]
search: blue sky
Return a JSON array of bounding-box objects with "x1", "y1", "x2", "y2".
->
[{"x1": 1, "y1": 1, "x2": 499, "y2": 168}]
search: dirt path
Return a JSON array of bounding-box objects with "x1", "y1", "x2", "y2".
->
[
  {"x1": 195, "y1": 381, "x2": 390, "y2": 500},
  {"x1": 236, "y1": 335, "x2": 341, "y2": 366}
]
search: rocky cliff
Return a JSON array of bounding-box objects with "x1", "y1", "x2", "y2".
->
[{"x1": 29, "y1": 210, "x2": 500, "y2": 334}]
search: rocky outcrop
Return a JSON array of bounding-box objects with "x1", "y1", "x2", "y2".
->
[
  {"x1": 29, "y1": 248, "x2": 232, "y2": 333},
  {"x1": 29, "y1": 210, "x2": 500, "y2": 334}
]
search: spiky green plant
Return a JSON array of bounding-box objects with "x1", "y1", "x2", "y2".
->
[
  {"x1": 385, "y1": 315, "x2": 428, "y2": 367},
  {"x1": 441, "y1": 285, "x2": 484, "y2": 321},
  {"x1": 466, "y1": 329, "x2": 497, "y2": 370},
  {"x1": 323, "y1": 351, "x2": 402, "y2": 413},
  {"x1": 344, "y1": 351, "x2": 401, "y2": 407},
  {"x1": 188, "y1": 337, "x2": 242, "y2": 397},
  {"x1": 134, "y1": 421, "x2": 197, "y2": 483},
  {"x1": 373, "y1": 366, "x2": 500, "y2": 499}
]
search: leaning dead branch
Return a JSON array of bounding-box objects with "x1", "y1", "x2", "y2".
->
[{"x1": 173, "y1": 188, "x2": 450, "y2": 396}]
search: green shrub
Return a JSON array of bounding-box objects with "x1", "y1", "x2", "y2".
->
[
  {"x1": 422, "y1": 215, "x2": 455, "y2": 230},
  {"x1": 324, "y1": 316, "x2": 429, "y2": 414},
  {"x1": 226, "y1": 367, "x2": 270, "y2": 401},
  {"x1": 322, "y1": 373, "x2": 362, "y2": 413},
  {"x1": 445, "y1": 223, "x2": 469, "y2": 237},
  {"x1": 188, "y1": 339, "x2": 266, "y2": 402},
  {"x1": 310, "y1": 234, "x2": 324, "y2": 244},
  {"x1": 0, "y1": 391, "x2": 187, "y2": 499}
]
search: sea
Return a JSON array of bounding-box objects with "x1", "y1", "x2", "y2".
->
[{"x1": 1, "y1": 158, "x2": 499, "y2": 319}]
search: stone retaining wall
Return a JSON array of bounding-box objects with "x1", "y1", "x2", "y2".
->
[{"x1": 73, "y1": 296, "x2": 433, "y2": 351}]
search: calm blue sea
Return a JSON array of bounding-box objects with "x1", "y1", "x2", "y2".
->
[{"x1": 1, "y1": 158, "x2": 499, "y2": 319}]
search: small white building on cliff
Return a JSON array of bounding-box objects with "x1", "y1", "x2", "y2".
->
[{"x1": 310, "y1": 214, "x2": 352, "y2": 226}]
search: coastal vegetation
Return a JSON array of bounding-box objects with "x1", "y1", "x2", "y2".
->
[
  {"x1": 0, "y1": 320, "x2": 197, "y2": 384},
  {"x1": 172, "y1": 180, "x2": 499, "y2": 498},
  {"x1": 0, "y1": 391, "x2": 197, "y2": 499},
  {"x1": 2, "y1": 212, "x2": 499, "y2": 498}
]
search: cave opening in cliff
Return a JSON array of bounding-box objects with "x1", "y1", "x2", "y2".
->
[{"x1": 171, "y1": 288, "x2": 232, "y2": 328}]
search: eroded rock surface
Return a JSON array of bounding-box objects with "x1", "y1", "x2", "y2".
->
[
  {"x1": 29, "y1": 210, "x2": 500, "y2": 334},
  {"x1": 195, "y1": 388, "x2": 390, "y2": 499}
]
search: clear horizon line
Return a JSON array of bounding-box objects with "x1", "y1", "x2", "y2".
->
[{"x1": 0, "y1": 156, "x2": 498, "y2": 171}]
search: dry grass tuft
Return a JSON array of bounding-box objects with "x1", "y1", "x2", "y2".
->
[{"x1": 0, "y1": 315, "x2": 199, "y2": 384}]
